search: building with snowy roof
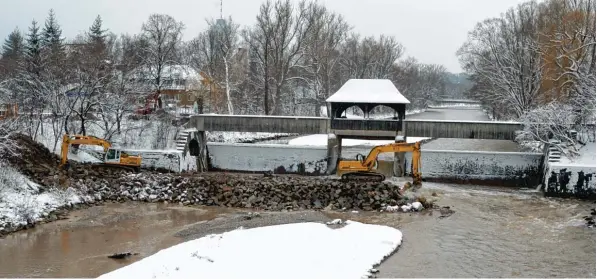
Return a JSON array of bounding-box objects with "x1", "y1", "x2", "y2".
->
[
  {"x1": 326, "y1": 79, "x2": 410, "y2": 138},
  {"x1": 128, "y1": 64, "x2": 204, "y2": 109}
]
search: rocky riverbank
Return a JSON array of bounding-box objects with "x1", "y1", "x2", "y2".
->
[
  {"x1": 1, "y1": 171, "x2": 428, "y2": 236},
  {"x1": 73, "y1": 172, "x2": 421, "y2": 211},
  {"x1": 0, "y1": 133, "x2": 433, "y2": 236}
]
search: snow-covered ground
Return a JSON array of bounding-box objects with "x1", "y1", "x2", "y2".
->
[
  {"x1": 33, "y1": 117, "x2": 180, "y2": 154},
  {"x1": 0, "y1": 164, "x2": 80, "y2": 231},
  {"x1": 288, "y1": 134, "x2": 429, "y2": 147},
  {"x1": 555, "y1": 143, "x2": 596, "y2": 167},
  {"x1": 206, "y1": 131, "x2": 295, "y2": 143},
  {"x1": 98, "y1": 220, "x2": 402, "y2": 279}
]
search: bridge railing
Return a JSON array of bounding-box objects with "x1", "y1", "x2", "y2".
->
[
  {"x1": 192, "y1": 114, "x2": 328, "y2": 134},
  {"x1": 404, "y1": 119, "x2": 522, "y2": 140},
  {"x1": 331, "y1": 119, "x2": 401, "y2": 131}
]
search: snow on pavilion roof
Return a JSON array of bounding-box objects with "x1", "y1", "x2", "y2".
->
[{"x1": 326, "y1": 79, "x2": 410, "y2": 104}]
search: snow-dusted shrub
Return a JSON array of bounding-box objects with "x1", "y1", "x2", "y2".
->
[
  {"x1": 0, "y1": 163, "x2": 40, "y2": 224},
  {"x1": 516, "y1": 102, "x2": 579, "y2": 157},
  {"x1": 11, "y1": 194, "x2": 37, "y2": 224},
  {"x1": 153, "y1": 119, "x2": 172, "y2": 149},
  {"x1": 0, "y1": 163, "x2": 28, "y2": 193}
]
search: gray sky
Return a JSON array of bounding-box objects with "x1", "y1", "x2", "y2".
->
[{"x1": 0, "y1": 0, "x2": 528, "y2": 72}]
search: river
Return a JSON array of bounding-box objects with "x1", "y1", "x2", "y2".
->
[{"x1": 0, "y1": 182, "x2": 593, "y2": 278}]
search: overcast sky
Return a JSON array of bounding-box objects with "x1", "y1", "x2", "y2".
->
[{"x1": 1, "y1": 0, "x2": 529, "y2": 72}]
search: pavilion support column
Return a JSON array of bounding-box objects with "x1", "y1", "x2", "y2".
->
[
  {"x1": 195, "y1": 131, "x2": 208, "y2": 172},
  {"x1": 393, "y1": 133, "x2": 406, "y2": 177},
  {"x1": 326, "y1": 134, "x2": 342, "y2": 175}
]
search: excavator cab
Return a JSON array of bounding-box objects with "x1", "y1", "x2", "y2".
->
[
  {"x1": 355, "y1": 153, "x2": 378, "y2": 169},
  {"x1": 105, "y1": 149, "x2": 120, "y2": 163},
  {"x1": 104, "y1": 148, "x2": 141, "y2": 167}
]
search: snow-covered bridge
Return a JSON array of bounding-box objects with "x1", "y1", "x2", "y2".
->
[
  {"x1": 188, "y1": 80, "x2": 517, "y2": 140},
  {"x1": 187, "y1": 114, "x2": 523, "y2": 140}
]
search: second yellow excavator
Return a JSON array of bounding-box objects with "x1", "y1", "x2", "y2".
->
[
  {"x1": 60, "y1": 134, "x2": 142, "y2": 171},
  {"x1": 337, "y1": 141, "x2": 422, "y2": 185}
]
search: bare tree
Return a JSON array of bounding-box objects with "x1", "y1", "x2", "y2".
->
[
  {"x1": 458, "y1": 1, "x2": 544, "y2": 119},
  {"x1": 537, "y1": 0, "x2": 596, "y2": 124},
  {"x1": 216, "y1": 18, "x2": 241, "y2": 115},
  {"x1": 190, "y1": 17, "x2": 241, "y2": 114},
  {"x1": 339, "y1": 34, "x2": 404, "y2": 80},
  {"x1": 93, "y1": 34, "x2": 138, "y2": 140},
  {"x1": 244, "y1": 0, "x2": 316, "y2": 115},
  {"x1": 139, "y1": 14, "x2": 185, "y2": 108},
  {"x1": 299, "y1": 3, "x2": 350, "y2": 115},
  {"x1": 392, "y1": 57, "x2": 448, "y2": 110},
  {"x1": 242, "y1": 1, "x2": 274, "y2": 114}
]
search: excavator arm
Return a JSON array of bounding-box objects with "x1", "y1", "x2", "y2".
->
[
  {"x1": 338, "y1": 141, "x2": 422, "y2": 185},
  {"x1": 60, "y1": 134, "x2": 112, "y2": 167}
]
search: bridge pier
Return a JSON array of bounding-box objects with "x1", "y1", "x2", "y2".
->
[
  {"x1": 194, "y1": 131, "x2": 208, "y2": 172},
  {"x1": 393, "y1": 135, "x2": 406, "y2": 177},
  {"x1": 326, "y1": 134, "x2": 342, "y2": 175}
]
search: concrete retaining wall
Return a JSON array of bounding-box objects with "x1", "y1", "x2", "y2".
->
[
  {"x1": 403, "y1": 150, "x2": 543, "y2": 187},
  {"x1": 121, "y1": 149, "x2": 182, "y2": 172},
  {"x1": 206, "y1": 143, "x2": 328, "y2": 174},
  {"x1": 205, "y1": 142, "x2": 543, "y2": 186},
  {"x1": 544, "y1": 163, "x2": 596, "y2": 199}
]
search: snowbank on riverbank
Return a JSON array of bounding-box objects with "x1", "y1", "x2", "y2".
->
[
  {"x1": 98, "y1": 221, "x2": 402, "y2": 279},
  {"x1": 555, "y1": 143, "x2": 596, "y2": 167},
  {"x1": 206, "y1": 131, "x2": 295, "y2": 143},
  {"x1": 0, "y1": 165, "x2": 80, "y2": 232},
  {"x1": 288, "y1": 134, "x2": 429, "y2": 146}
]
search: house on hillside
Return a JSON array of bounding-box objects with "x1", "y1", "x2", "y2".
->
[{"x1": 128, "y1": 65, "x2": 204, "y2": 110}]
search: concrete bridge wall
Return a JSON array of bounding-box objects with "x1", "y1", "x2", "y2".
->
[
  {"x1": 544, "y1": 164, "x2": 596, "y2": 199},
  {"x1": 403, "y1": 150, "x2": 543, "y2": 187},
  {"x1": 206, "y1": 142, "x2": 328, "y2": 174}
]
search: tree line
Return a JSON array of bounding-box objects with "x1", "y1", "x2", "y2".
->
[
  {"x1": 0, "y1": 0, "x2": 460, "y2": 131},
  {"x1": 458, "y1": 0, "x2": 595, "y2": 150}
]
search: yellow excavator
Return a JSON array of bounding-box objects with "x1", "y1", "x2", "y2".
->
[
  {"x1": 60, "y1": 134, "x2": 142, "y2": 171},
  {"x1": 337, "y1": 141, "x2": 422, "y2": 185}
]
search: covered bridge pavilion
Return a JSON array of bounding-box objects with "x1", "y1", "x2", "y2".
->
[{"x1": 325, "y1": 79, "x2": 411, "y2": 139}]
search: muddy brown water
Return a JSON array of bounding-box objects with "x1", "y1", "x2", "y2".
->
[
  {"x1": 0, "y1": 203, "x2": 238, "y2": 277},
  {"x1": 0, "y1": 183, "x2": 594, "y2": 278}
]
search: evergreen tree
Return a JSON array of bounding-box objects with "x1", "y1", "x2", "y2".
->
[
  {"x1": 1, "y1": 28, "x2": 24, "y2": 60},
  {"x1": 88, "y1": 15, "x2": 107, "y2": 45},
  {"x1": 88, "y1": 15, "x2": 108, "y2": 56},
  {"x1": 42, "y1": 9, "x2": 64, "y2": 52},
  {"x1": 25, "y1": 20, "x2": 42, "y2": 75}
]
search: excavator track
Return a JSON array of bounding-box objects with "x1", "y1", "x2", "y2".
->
[
  {"x1": 89, "y1": 163, "x2": 140, "y2": 173},
  {"x1": 340, "y1": 171, "x2": 386, "y2": 183}
]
